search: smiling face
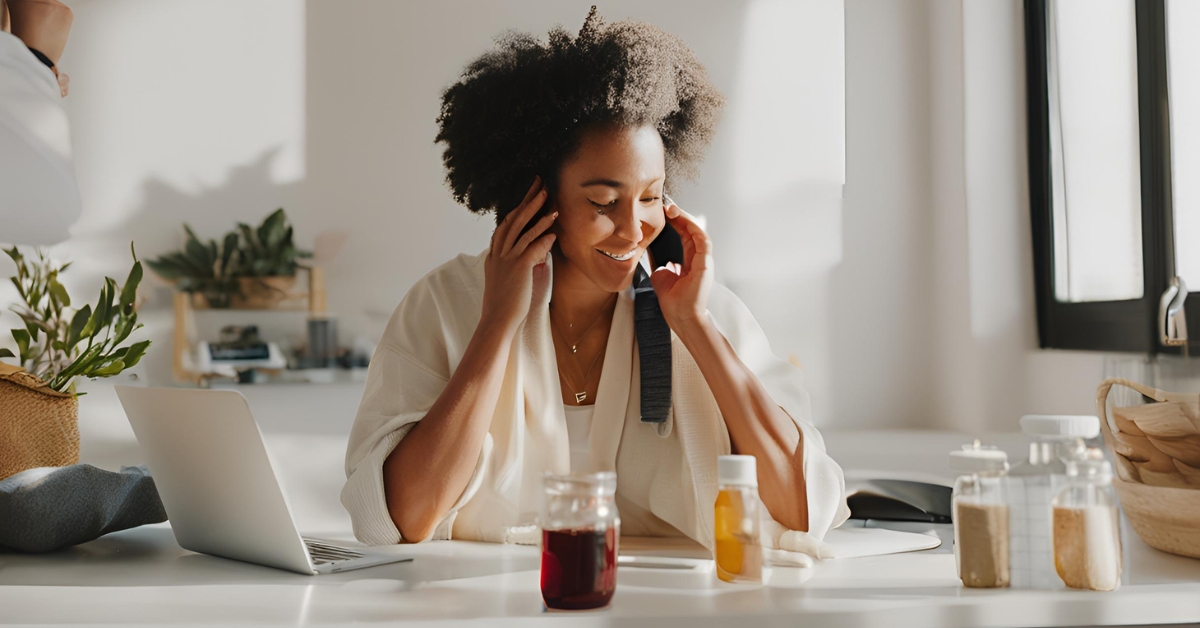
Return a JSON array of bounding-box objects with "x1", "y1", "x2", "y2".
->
[{"x1": 550, "y1": 124, "x2": 667, "y2": 294}]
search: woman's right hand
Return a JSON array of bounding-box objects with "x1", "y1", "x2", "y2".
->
[{"x1": 479, "y1": 177, "x2": 558, "y2": 336}]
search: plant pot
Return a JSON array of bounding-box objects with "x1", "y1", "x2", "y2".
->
[
  {"x1": 186, "y1": 276, "x2": 297, "y2": 309},
  {"x1": 232, "y1": 276, "x2": 297, "y2": 309},
  {"x1": 0, "y1": 364, "x2": 78, "y2": 480}
]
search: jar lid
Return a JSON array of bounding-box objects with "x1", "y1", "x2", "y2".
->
[
  {"x1": 718, "y1": 455, "x2": 757, "y2": 486},
  {"x1": 1019, "y1": 415, "x2": 1100, "y2": 440},
  {"x1": 1066, "y1": 448, "x2": 1113, "y2": 482},
  {"x1": 543, "y1": 471, "x2": 617, "y2": 496},
  {"x1": 949, "y1": 441, "x2": 1008, "y2": 473}
]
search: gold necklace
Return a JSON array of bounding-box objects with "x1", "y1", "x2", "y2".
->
[
  {"x1": 555, "y1": 346, "x2": 605, "y2": 404},
  {"x1": 549, "y1": 295, "x2": 616, "y2": 403},
  {"x1": 549, "y1": 295, "x2": 616, "y2": 354}
]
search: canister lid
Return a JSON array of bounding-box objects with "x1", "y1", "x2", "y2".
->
[
  {"x1": 1019, "y1": 415, "x2": 1100, "y2": 439},
  {"x1": 1066, "y1": 448, "x2": 1113, "y2": 482},
  {"x1": 949, "y1": 441, "x2": 1009, "y2": 473},
  {"x1": 718, "y1": 455, "x2": 758, "y2": 487}
]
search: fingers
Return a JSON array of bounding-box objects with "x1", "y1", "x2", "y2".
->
[
  {"x1": 513, "y1": 210, "x2": 558, "y2": 256},
  {"x1": 667, "y1": 207, "x2": 709, "y2": 253},
  {"x1": 493, "y1": 177, "x2": 544, "y2": 250},
  {"x1": 662, "y1": 202, "x2": 711, "y2": 273},
  {"x1": 502, "y1": 182, "x2": 548, "y2": 254},
  {"x1": 522, "y1": 232, "x2": 557, "y2": 266},
  {"x1": 650, "y1": 264, "x2": 680, "y2": 295}
]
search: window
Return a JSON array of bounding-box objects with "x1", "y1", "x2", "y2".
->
[{"x1": 1026, "y1": 0, "x2": 1192, "y2": 353}]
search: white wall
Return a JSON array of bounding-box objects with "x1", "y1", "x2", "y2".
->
[
  {"x1": 1, "y1": 0, "x2": 1116, "y2": 433},
  {"x1": 14, "y1": 0, "x2": 843, "y2": 392},
  {"x1": 757, "y1": 0, "x2": 1108, "y2": 431},
  {"x1": 930, "y1": 0, "x2": 1107, "y2": 432}
]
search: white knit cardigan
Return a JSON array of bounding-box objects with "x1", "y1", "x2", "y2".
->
[{"x1": 341, "y1": 249, "x2": 850, "y2": 552}]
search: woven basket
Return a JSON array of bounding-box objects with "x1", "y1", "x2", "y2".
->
[
  {"x1": 0, "y1": 364, "x2": 79, "y2": 481},
  {"x1": 1096, "y1": 378, "x2": 1200, "y2": 558}
]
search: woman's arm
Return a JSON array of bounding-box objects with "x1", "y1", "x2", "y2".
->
[
  {"x1": 675, "y1": 316, "x2": 808, "y2": 532},
  {"x1": 383, "y1": 317, "x2": 514, "y2": 541},
  {"x1": 382, "y1": 178, "x2": 557, "y2": 541},
  {"x1": 650, "y1": 202, "x2": 808, "y2": 532}
]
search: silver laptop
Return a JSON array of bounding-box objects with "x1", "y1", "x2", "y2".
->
[{"x1": 115, "y1": 385, "x2": 412, "y2": 575}]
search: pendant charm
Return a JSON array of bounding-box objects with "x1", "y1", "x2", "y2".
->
[
  {"x1": 575, "y1": 391, "x2": 587, "y2": 403},
  {"x1": 571, "y1": 345, "x2": 578, "y2": 354}
]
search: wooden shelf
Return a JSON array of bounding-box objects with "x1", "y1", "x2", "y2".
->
[{"x1": 172, "y1": 266, "x2": 328, "y2": 384}]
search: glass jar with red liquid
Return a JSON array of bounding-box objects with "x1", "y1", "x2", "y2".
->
[{"x1": 540, "y1": 471, "x2": 620, "y2": 610}]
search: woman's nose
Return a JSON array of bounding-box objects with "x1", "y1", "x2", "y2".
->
[{"x1": 613, "y1": 201, "x2": 648, "y2": 243}]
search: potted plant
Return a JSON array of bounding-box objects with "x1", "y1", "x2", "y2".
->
[
  {"x1": 0, "y1": 245, "x2": 150, "y2": 480},
  {"x1": 146, "y1": 208, "x2": 310, "y2": 309},
  {"x1": 231, "y1": 208, "x2": 312, "y2": 308},
  {"x1": 145, "y1": 226, "x2": 240, "y2": 308}
]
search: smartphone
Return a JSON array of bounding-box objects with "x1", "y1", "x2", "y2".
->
[
  {"x1": 648, "y1": 223, "x2": 683, "y2": 269},
  {"x1": 648, "y1": 193, "x2": 684, "y2": 269}
]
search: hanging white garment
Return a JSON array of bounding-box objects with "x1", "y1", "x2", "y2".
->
[{"x1": 0, "y1": 30, "x2": 79, "y2": 245}]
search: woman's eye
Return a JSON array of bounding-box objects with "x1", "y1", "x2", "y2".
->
[
  {"x1": 589, "y1": 199, "x2": 618, "y2": 214},
  {"x1": 640, "y1": 196, "x2": 661, "y2": 204}
]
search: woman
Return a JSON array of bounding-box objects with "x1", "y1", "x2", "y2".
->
[{"x1": 343, "y1": 9, "x2": 849, "y2": 556}]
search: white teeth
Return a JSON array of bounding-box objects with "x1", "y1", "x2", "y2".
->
[{"x1": 597, "y1": 248, "x2": 636, "y2": 261}]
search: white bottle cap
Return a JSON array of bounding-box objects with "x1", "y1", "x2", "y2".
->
[
  {"x1": 949, "y1": 441, "x2": 1009, "y2": 473},
  {"x1": 718, "y1": 455, "x2": 758, "y2": 487},
  {"x1": 1019, "y1": 415, "x2": 1100, "y2": 440},
  {"x1": 1066, "y1": 448, "x2": 1113, "y2": 483}
]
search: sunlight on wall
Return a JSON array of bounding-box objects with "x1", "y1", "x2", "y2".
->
[
  {"x1": 724, "y1": 0, "x2": 845, "y2": 280},
  {"x1": 61, "y1": 0, "x2": 305, "y2": 236},
  {"x1": 718, "y1": 0, "x2": 845, "y2": 426}
]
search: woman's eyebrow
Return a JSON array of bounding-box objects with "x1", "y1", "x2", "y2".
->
[
  {"x1": 580, "y1": 178, "x2": 624, "y2": 188},
  {"x1": 580, "y1": 176, "x2": 665, "y2": 188}
]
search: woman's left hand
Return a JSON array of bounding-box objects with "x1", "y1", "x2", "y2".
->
[{"x1": 650, "y1": 199, "x2": 714, "y2": 331}]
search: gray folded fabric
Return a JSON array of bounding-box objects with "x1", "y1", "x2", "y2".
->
[{"x1": 0, "y1": 464, "x2": 167, "y2": 553}]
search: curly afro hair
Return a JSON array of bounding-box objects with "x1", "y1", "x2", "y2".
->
[{"x1": 436, "y1": 6, "x2": 724, "y2": 223}]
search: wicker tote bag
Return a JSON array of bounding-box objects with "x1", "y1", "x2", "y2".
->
[{"x1": 0, "y1": 363, "x2": 79, "y2": 480}]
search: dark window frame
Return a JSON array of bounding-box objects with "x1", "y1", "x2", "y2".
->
[{"x1": 1025, "y1": 0, "x2": 1189, "y2": 353}]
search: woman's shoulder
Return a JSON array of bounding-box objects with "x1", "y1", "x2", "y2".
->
[
  {"x1": 703, "y1": 280, "x2": 768, "y2": 352},
  {"x1": 398, "y1": 249, "x2": 487, "y2": 309},
  {"x1": 377, "y1": 249, "x2": 489, "y2": 360},
  {"x1": 414, "y1": 248, "x2": 488, "y2": 296}
]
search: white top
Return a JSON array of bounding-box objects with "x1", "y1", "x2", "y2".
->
[
  {"x1": 0, "y1": 31, "x2": 80, "y2": 245},
  {"x1": 563, "y1": 403, "x2": 595, "y2": 474},
  {"x1": 341, "y1": 249, "x2": 851, "y2": 556}
]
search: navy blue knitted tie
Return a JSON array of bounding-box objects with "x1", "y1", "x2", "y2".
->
[{"x1": 633, "y1": 265, "x2": 672, "y2": 423}]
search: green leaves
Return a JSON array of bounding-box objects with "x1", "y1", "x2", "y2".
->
[
  {"x1": 2, "y1": 244, "x2": 152, "y2": 394},
  {"x1": 11, "y1": 328, "x2": 30, "y2": 361},
  {"x1": 119, "y1": 256, "x2": 142, "y2": 316},
  {"x1": 144, "y1": 209, "x2": 310, "y2": 308},
  {"x1": 67, "y1": 305, "x2": 89, "y2": 352},
  {"x1": 237, "y1": 208, "x2": 311, "y2": 278}
]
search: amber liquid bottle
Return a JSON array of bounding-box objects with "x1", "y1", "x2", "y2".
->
[{"x1": 714, "y1": 455, "x2": 763, "y2": 584}]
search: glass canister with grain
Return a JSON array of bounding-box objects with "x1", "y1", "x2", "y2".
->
[{"x1": 951, "y1": 441, "x2": 1011, "y2": 588}]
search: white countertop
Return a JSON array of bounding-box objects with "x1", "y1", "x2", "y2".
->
[{"x1": 3, "y1": 385, "x2": 1200, "y2": 627}]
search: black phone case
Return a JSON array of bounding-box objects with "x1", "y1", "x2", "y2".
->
[{"x1": 647, "y1": 223, "x2": 684, "y2": 269}]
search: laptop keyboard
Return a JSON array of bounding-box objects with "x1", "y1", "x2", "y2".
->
[{"x1": 304, "y1": 538, "x2": 364, "y2": 565}]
